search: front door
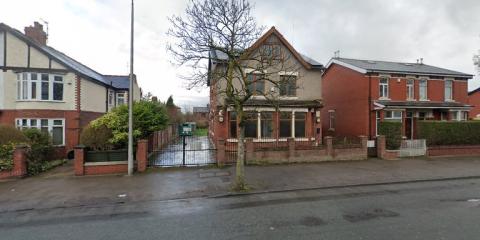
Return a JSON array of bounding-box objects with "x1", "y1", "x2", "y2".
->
[{"x1": 405, "y1": 111, "x2": 414, "y2": 139}]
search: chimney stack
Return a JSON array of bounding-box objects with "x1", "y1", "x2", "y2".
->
[{"x1": 24, "y1": 22, "x2": 47, "y2": 45}]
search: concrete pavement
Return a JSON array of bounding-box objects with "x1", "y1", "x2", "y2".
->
[{"x1": 1, "y1": 156, "x2": 480, "y2": 213}]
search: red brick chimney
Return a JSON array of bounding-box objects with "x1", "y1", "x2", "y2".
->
[{"x1": 24, "y1": 22, "x2": 47, "y2": 45}]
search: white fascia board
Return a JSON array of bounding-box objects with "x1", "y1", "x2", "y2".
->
[{"x1": 325, "y1": 59, "x2": 367, "y2": 74}]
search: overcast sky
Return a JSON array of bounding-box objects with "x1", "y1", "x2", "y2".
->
[{"x1": 1, "y1": 0, "x2": 479, "y2": 110}]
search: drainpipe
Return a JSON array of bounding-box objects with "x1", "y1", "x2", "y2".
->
[{"x1": 368, "y1": 74, "x2": 372, "y2": 139}]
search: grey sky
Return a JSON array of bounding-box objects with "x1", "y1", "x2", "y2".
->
[{"x1": 1, "y1": 0, "x2": 479, "y2": 110}]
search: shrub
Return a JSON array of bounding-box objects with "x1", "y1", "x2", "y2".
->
[
  {"x1": 0, "y1": 125, "x2": 27, "y2": 145},
  {"x1": 91, "y1": 100, "x2": 169, "y2": 146},
  {"x1": 417, "y1": 121, "x2": 480, "y2": 146},
  {"x1": 378, "y1": 121, "x2": 402, "y2": 150},
  {"x1": 22, "y1": 128, "x2": 54, "y2": 175},
  {"x1": 80, "y1": 124, "x2": 114, "y2": 150},
  {"x1": 0, "y1": 143, "x2": 16, "y2": 171}
]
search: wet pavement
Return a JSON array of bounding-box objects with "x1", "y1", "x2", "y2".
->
[{"x1": 149, "y1": 136, "x2": 216, "y2": 166}]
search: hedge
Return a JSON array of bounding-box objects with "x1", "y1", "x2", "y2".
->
[
  {"x1": 417, "y1": 121, "x2": 480, "y2": 146},
  {"x1": 378, "y1": 121, "x2": 402, "y2": 150}
]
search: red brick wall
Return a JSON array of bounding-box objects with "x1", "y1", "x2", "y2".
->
[
  {"x1": 428, "y1": 145, "x2": 480, "y2": 157},
  {"x1": 0, "y1": 109, "x2": 104, "y2": 157},
  {"x1": 469, "y1": 91, "x2": 480, "y2": 119},
  {"x1": 321, "y1": 64, "x2": 370, "y2": 138},
  {"x1": 454, "y1": 81, "x2": 468, "y2": 103},
  {"x1": 84, "y1": 164, "x2": 128, "y2": 175}
]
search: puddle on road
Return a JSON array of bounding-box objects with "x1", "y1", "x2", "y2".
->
[{"x1": 343, "y1": 208, "x2": 399, "y2": 223}]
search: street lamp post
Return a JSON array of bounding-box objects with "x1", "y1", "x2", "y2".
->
[{"x1": 127, "y1": 0, "x2": 135, "y2": 176}]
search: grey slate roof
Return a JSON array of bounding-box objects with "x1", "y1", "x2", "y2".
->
[
  {"x1": 210, "y1": 49, "x2": 323, "y2": 67},
  {"x1": 229, "y1": 99, "x2": 323, "y2": 108},
  {"x1": 0, "y1": 23, "x2": 131, "y2": 90},
  {"x1": 334, "y1": 58, "x2": 473, "y2": 78},
  {"x1": 193, "y1": 107, "x2": 209, "y2": 113}
]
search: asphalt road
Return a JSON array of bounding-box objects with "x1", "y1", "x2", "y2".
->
[{"x1": 2, "y1": 178, "x2": 480, "y2": 240}]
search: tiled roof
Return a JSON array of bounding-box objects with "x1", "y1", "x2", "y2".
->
[
  {"x1": 0, "y1": 23, "x2": 131, "y2": 90},
  {"x1": 331, "y1": 58, "x2": 473, "y2": 78},
  {"x1": 236, "y1": 99, "x2": 323, "y2": 108}
]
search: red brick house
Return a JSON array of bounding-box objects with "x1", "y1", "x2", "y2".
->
[
  {"x1": 208, "y1": 27, "x2": 324, "y2": 144},
  {"x1": 193, "y1": 106, "x2": 209, "y2": 128},
  {"x1": 321, "y1": 57, "x2": 473, "y2": 139},
  {"x1": 468, "y1": 88, "x2": 480, "y2": 120},
  {"x1": 0, "y1": 22, "x2": 141, "y2": 157}
]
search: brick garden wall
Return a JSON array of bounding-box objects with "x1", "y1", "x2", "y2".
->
[
  {"x1": 427, "y1": 145, "x2": 480, "y2": 157},
  {"x1": 0, "y1": 146, "x2": 28, "y2": 179}
]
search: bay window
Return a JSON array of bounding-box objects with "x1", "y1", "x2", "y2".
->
[
  {"x1": 116, "y1": 92, "x2": 126, "y2": 105},
  {"x1": 294, "y1": 112, "x2": 306, "y2": 138},
  {"x1": 279, "y1": 112, "x2": 292, "y2": 138},
  {"x1": 384, "y1": 110, "x2": 402, "y2": 122},
  {"x1": 16, "y1": 118, "x2": 65, "y2": 145},
  {"x1": 244, "y1": 112, "x2": 257, "y2": 138},
  {"x1": 17, "y1": 72, "x2": 64, "y2": 101},
  {"x1": 260, "y1": 112, "x2": 273, "y2": 138}
]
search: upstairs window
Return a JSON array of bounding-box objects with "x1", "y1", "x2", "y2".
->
[
  {"x1": 279, "y1": 75, "x2": 297, "y2": 96},
  {"x1": 17, "y1": 73, "x2": 63, "y2": 101},
  {"x1": 419, "y1": 79, "x2": 428, "y2": 100},
  {"x1": 444, "y1": 80, "x2": 453, "y2": 101},
  {"x1": 246, "y1": 73, "x2": 265, "y2": 96},
  {"x1": 379, "y1": 77, "x2": 389, "y2": 99},
  {"x1": 406, "y1": 79, "x2": 414, "y2": 100}
]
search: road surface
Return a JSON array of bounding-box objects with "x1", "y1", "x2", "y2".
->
[{"x1": 2, "y1": 177, "x2": 480, "y2": 239}]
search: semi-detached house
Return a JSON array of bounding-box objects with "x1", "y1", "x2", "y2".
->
[
  {"x1": 0, "y1": 22, "x2": 141, "y2": 157},
  {"x1": 321, "y1": 57, "x2": 473, "y2": 140}
]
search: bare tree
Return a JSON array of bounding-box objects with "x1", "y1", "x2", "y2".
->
[{"x1": 168, "y1": 0, "x2": 301, "y2": 190}]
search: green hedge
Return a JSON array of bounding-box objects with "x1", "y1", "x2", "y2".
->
[
  {"x1": 378, "y1": 121, "x2": 402, "y2": 150},
  {"x1": 417, "y1": 121, "x2": 480, "y2": 146}
]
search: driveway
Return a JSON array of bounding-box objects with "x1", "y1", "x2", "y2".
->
[{"x1": 149, "y1": 136, "x2": 216, "y2": 166}]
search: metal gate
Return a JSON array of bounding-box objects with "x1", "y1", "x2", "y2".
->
[
  {"x1": 149, "y1": 135, "x2": 217, "y2": 167},
  {"x1": 399, "y1": 139, "x2": 426, "y2": 157}
]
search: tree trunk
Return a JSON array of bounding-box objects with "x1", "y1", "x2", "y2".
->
[{"x1": 234, "y1": 124, "x2": 246, "y2": 190}]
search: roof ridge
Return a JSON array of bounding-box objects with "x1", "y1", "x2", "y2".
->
[{"x1": 336, "y1": 57, "x2": 420, "y2": 65}]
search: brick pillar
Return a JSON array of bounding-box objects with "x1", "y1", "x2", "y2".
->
[
  {"x1": 325, "y1": 136, "x2": 333, "y2": 158},
  {"x1": 217, "y1": 139, "x2": 226, "y2": 167},
  {"x1": 245, "y1": 138, "x2": 254, "y2": 162},
  {"x1": 13, "y1": 145, "x2": 28, "y2": 177},
  {"x1": 136, "y1": 139, "x2": 148, "y2": 173},
  {"x1": 287, "y1": 137, "x2": 295, "y2": 159},
  {"x1": 74, "y1": 145, "x2": 86, "y2": 176},
  {"x1": 376, "y1": 135, "x2": 386, "y2": 159}
]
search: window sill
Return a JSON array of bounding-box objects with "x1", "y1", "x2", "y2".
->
[
  {"x1": 406, "y1": 98, "x2": 416, "y2": 101},
  {"x1": 16, "y1": 100, "x2": 66, "y2": 103},
  {"x1": 278, "y1": 96, "x2": 298, "y2": 100},
  {"x1": 445, "y1": 99, "x2": 455, "y2": 102},
  {"x1": 418, "y1": 99, "x2": 430, "y2": 102},
  {"x1": 378, "y1": 97, "x2": 390, "y2": 101}
]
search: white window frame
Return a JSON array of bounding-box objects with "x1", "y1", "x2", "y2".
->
[
  {"x1": 16, "y1": 72, "x2": 64, "y2": 102},
  {"x1": 15, "y1": 118, "x2": 65, "y2": 146},
  {"x1": 406, "y1": 79, "x2": 414, "y2": 100},
  {"x1": 379, "y1": 77, "x2": 389, "y2": 99},
  {"x1": 116, "y1": 92, "x2": 126, "y2": 106},
  {"x1": 384, "y1": 110, "x2": 403, "y2": 122},
  {"x1": 419, "y1": 79, "x2": 428, "y2": 101},
  {"x1": 444, "y1": 79, "x2": 453, "y2": 101},
  {"x1": 108, "y1": 89, "x2": 115, "y2": 106}
]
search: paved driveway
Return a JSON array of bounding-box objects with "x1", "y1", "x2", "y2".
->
[{"x1": 149, "y1": 136, "x2": 216, "y2": 166}]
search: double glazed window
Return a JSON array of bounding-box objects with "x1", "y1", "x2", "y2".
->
[
  {"x1": 16, "y1": 118, "x2": 65, "y2": 145},
  {"x1": 108, "y1": 90, "x2": 115, "y2": 106},
  {"x1": 384, "y1": 110, "x2": 402, "y2": 122},
  {"x1": 17, "y1": 73, "x2": 64, "y2": 101},
  {"x1": 406, "y1": 79, "x2": 414, "y2": 100},
  {"x1": 444, "y1": 80, "x2": 453, "y2": 101},
  {"x1": 229, "y1": 112, "x2": 237, "y2": 138},
  {"x1": 246, "y1": 73, "x2": 265, "y2": 95},
  {"x1": 279, "y1": 75, "x2": 297, "y2": 96},
  {"x1": 260, "y1": 112, "x2": 273, "y2": 138},
  {"x1": 419, "y1": 79, "x2": 428, "y2": 100},
  {"x1": 116, "y1": 92, "x2": 126, "y2": 105},
  {"x1": 329, "y1": 111, "x2": 336, "y2": 130},
  {"x1": 244, "y1": 112, "x2": 258, "y2": 138},
  {"x1": 379, "y1": 77, "x2": 389, "y2": 98}
]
